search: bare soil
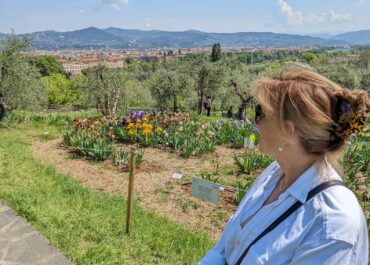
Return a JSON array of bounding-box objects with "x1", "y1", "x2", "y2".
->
[{"x1": 31, "y1": 139, "x2": 247, "y2": 239}]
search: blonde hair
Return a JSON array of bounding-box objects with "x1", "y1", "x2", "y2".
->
[{"x1": 253, "y1": 71, "x2": 369, "y2": 174}]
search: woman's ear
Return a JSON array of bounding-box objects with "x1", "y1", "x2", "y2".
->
[{"x1": 284, "y1": 120, "x2": 295, "y2": 138}]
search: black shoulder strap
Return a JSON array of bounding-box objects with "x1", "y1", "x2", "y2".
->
[{"x1": 233, "y1": 180, "x2": 345, "y2": 265}]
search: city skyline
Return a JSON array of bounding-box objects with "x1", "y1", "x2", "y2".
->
[{"x1": 1, "y1": 0, "x2": 370, "y2": 35}]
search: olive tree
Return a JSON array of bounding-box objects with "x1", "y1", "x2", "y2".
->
[{"x1": 0, "y1": 35, "x2": 46, "y2": 120}]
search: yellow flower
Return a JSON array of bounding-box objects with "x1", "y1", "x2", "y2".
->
[
  {"x1": 127, "y1": 123, "x2": 135, "y2": 129},
  {"x1": 143, "y1": 129, "x2": 152, "y2": 136},
  {"x1": 143, "y1": 123, "x2": 153, "y2": 130},
  {"x1": 128, "y1": 129, "x2": 135, "y2": 135},
  {"x1": 155, "y1": 127, "x2": 163, "y2": 133},
  {"x1": 143, "y1": 117, "x2": 148, "y2": 122}
]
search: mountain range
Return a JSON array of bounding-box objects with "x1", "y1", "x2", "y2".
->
[{"x1": 1, "y1": 27, "x2": 369, "y2": 50}]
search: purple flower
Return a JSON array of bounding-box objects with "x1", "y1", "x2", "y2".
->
[
  {"x1": 137, "y1": 111, "x2": 144, "y2": 119},
  {"x1": 252, "y1": 126, "x2": 259, "y2": 133}
]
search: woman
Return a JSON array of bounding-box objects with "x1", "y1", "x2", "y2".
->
[{"x1": 200, "y1": 71, "x2": 369, "y2": 265}]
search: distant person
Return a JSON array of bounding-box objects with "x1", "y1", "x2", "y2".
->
[
  {"x1": 204, "y1": 96, "x2": 212, "y2": 116},
  {"x1": 200, "y1": 71, "x2": 369, "y2": 265},
  {"x1": 237, "y1": 107, "x2": 245, "y2": 120},
  {"x1": 227, "y1": 106, "x2": 234, "y2": 119}
]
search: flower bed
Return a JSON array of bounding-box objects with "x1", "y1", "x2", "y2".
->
[{"x1": 63, "y1": 111, "x2": 257, "y2": 158}]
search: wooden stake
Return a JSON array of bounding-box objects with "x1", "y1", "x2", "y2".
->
[{"x1": 125, "y1": 146, "x2": 136, "y2": 234}]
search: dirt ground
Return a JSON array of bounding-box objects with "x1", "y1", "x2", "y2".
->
[{"x1": 31, "y1": 139, "x2": 249, "y2": 240}]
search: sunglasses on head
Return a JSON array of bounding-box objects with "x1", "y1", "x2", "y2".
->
[{"x1": 254, "y1": 104, "x2": 265, "y2": 125}]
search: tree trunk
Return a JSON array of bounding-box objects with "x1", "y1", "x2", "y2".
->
[
  {"x1": 104, "y1": 95, "x2": 109, "y2": 117},
  {"x1": 198, "y1": 91, "x2": 204, "y2": 114},
  {"x1": 0, "y1": 102, "x2": 7, "y2": 122},
  {"x1": 173, "y1": 95, "x2": 178, "y2": 112},
  {"x1": 111, "y1": 89, "x2": 121, "y2": 117},
  {"x1": 96, "y1": 98, "x2": 105, "y2": 116},
  {"x1": 239, "y1": 97, "x2": 254, "y2": 120}
]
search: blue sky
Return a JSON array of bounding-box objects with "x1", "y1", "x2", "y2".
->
[{"x1": 1, "y1": 0, "x2": 369, "y2": 34}]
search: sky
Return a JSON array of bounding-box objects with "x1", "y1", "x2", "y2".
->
[{"x1": 1, "y1": 0, "x2": 370, "y2": 35}]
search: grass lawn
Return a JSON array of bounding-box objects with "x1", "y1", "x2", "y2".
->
[{"x1": 0, "y1": 124, "x2": 214, "y2": 265}]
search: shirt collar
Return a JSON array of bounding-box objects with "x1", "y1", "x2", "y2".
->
[{"x1": 277, "y1": 162, "x2": 321, "y2": 204}]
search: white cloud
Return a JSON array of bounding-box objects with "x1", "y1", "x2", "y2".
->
[
  {"x1": 100, "y1": 0, "x2": 128, "y2": 10},
  {"x1": 276, "y1": 0, "x2": 351, "y2": 26},
  {"x1": 276, "y1": 0, "x2": 325, "y2": 25},
  {"x1": 329, "y1": 11, "x2": 352, "y2": 22}
]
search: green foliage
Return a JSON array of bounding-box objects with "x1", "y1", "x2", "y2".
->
[
  {"x1": 357, "y1": 47, "x2": 370, "y2": 69},
  {"x1": 0, "y1": 35, "x2": 46, "y2": 111},
  {"x1": 193, "y1": 61, "x2": 227, "y2": 114},
  {"x1": 227, "y1": 62, "x2": 283, "y2": 114},
  {"x1": 213, "y1": 119, "x2": 255, "y2": 148},
  {"x1": 3, "y1": 110, "x2": 72, "y2": 125},
  {"x1": 211, "y1": 43, "x2": 222, "y2": 62},
  {"x1": 125, "y1": 56, "x2": 134, "y2": 64},
  {"x1": 42, "y1": 73, "x2": 82, "y2": 106},
  {"x1": 234, "y1": 181, "x2": 250, "y2": 204},
  {"x1": 176, "y1": 126, "x2": 215, "y2": 157},
  {"x1": 342, "y1": 141, "x2": 370, "y2": 179},
  {"x1": 315, "y1": 63, "x2": 359, "y2": 89},
  {"x1": 122, "y1": 79, "x2": 155, "y2": 110},
  {"x1": 81, "y1": 65, "x2": 129, "y2": 116},
  {"x1": 200, "y1": 171, "x2": 221, "y2": 184},
  {"x1": 63, "y1": 127, "x2": 115, "y2": 161},
  {"x1": 162, "y1": 121, "x2": 217, "y2": 158},
  {"x1": 148, "y1": 62, "x2": 192, "y2": 112},
  {"x1": 134, "y1": 149, "x2": 145, "y2": 168},
  {"x1": 360, "y1": 72, "x2": 370, "y2": 92},
  {"x1": 233, "y1": 150, "x2": 273, "y2": 175},
  {"x1": 112, "y1": 149, "x2": 129, "y2": 165},
  {"x1": 301, "y1": 52, "x2": 318, "y2": 63},
  {"x1": 341, "y1": 139, "x2": 370, "y2": 227},
  {"x1": 30, "y1": 55, "x2": 66, "y2": 77}
]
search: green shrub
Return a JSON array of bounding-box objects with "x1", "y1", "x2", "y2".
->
[{"x1": 233, "y1": 150, "x2": 273, "y2": 174}]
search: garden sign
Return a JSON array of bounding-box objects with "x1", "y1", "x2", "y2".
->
[{"x1": 191, "y1": 178, "x2": 220, "y2": 204}]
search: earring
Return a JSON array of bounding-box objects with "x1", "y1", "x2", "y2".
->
[{"x1": 278, "y1": 139, "x2": 287, "y2": 152}]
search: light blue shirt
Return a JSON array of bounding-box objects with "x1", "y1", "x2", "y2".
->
[{"x1": 200, "y1": 161, "x2": 369, "y2": 265}]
